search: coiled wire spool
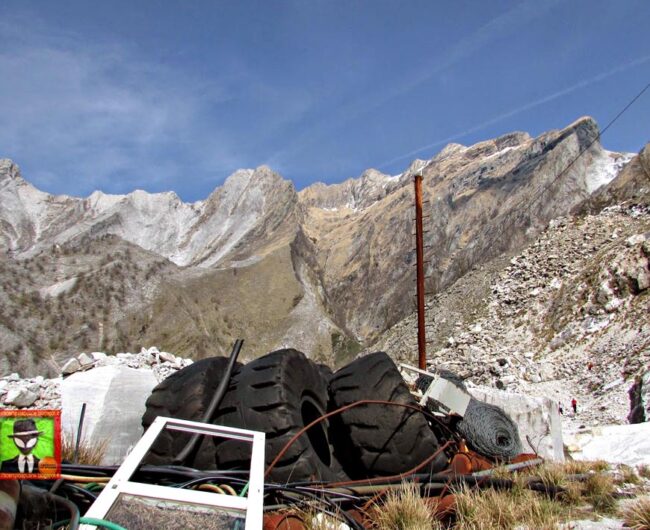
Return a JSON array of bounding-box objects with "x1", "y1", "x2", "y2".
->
[{"x1": 456, "y1": 398, "x2": 523, "y2": 460}]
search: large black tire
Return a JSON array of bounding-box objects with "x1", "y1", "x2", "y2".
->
[
  {"x1": 213, "y1": 348, "x2": 339, "y2": 483},
  {"x1": 141, "y1": 356, "x2": 240, "y2": 469},
  {"x1": 328, "y1": 352, "x2": 448, "y2": 478}
]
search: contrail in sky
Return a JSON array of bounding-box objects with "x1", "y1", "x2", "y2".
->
[{"x1": 379, "y1": 54, "x2": 650, "y2": 169}]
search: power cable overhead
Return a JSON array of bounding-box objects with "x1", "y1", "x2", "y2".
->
[{"x1": 524, "y1": 81, "x2": 650, "y2": 214}]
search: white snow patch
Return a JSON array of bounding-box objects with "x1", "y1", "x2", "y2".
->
[
  {"x1": 482, "y1": 145, "x2": 519, "y2": 161},
  {"x1": 40, "y1": 277, "x2": 77, "y2": 298},
  {"x1": 87, "y1": 190, "x2": 127, "y2": 211},
  {"x1": 564, "y1": 423, "x2": 650, "y2": 466},
  {"x1": 586, "y1": 150, "x2": 635, "y2": 194}
]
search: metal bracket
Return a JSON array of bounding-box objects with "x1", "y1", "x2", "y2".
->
[{"x1": 399, "y1": 363, "x2": 470, "y2": 417}]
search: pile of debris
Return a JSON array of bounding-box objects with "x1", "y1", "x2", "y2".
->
[
  {"x1": 379, "y1": 204, "x2": 650, "y2": 431},
  {"x1": 0, "y1": 373, "x2": 58, "y2": 409},
  {"x1": 59, "y1": 346, "x2": 193, "y2": 381},
  {"x1": 0, "y1": 346, "x2": 192, "y2": 411},
  {"x1": 5, "y1": 345, "x2": 650, "y2": 529}
]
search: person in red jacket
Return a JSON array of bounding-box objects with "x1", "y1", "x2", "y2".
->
[{"x1": 571, "y1": 398, "x2": 577, "y2": 414}]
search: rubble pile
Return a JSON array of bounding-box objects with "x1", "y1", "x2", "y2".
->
[
  {"x1": 439, "y1": 206, "x2": 649, "y2": 428},
  {"x1": 0, "y1": 346, "x2": 192, "y2": 410},
  {"x1": 0, "y1": 373, "x2": 58, "y2": 409},
  {"x1": 381, "y1": 204, "x2": 650, "y2": 431}
]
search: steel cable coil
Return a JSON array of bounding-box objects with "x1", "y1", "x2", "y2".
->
[{"x1": 456, "y1": 398, "x2": 523, "y2": 460}]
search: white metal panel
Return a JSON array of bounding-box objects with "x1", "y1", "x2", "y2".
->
[
  {"x1": 421, "y1": 378, "x2": 471, "y2": 416},
  {"x1": 81, "y1": 416, "x2": 265, "y2": 530}
]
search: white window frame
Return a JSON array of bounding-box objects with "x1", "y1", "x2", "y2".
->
[{"x1": 81, "y1": 416, "x2": 265, "y2": 530}]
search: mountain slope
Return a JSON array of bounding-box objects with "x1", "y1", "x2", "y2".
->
[
  {"x1": 0, "y1": 116, "x2": 637, "y2": 375},
  {"x1": 301, "y1": 117, "x2": 632, "y2": 341},
  {"x1": 375, "y1": 143, "x2": 650, "y2": 427}
]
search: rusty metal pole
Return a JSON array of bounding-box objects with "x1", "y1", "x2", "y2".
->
[{"x1": 414, "y1": 174, "x2": 427, "y2": 370}]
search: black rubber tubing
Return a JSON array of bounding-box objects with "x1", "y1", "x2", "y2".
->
[{"x1": 173, "y1": 339, "x2": 244, "y2": 465}]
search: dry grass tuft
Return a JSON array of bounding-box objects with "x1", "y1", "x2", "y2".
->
[
  {"x1": 560, "y1": 459, "x2": 592, "y2": 475},
  {"x1": 293, "y1": 506, "x2": 349, "y2": 530},
  {"x1": 453, "y1": 483, "x2": 563, "y2": 530},
  {"x1": 582, "y1": 473, "x2": 617, "y2": 514},
  {"x1": 536, "y1": 463, "x2": 569, "y2": 492},
  {"x1": 490, "y1": 465, "x2": 517, "y2": 481},
  {"x1": 589, "y1": 460, "x2": 611, "y2": 473},
  {"x1": 617, "y1": 464, "x2": 641, "y2": 486},
  {"x1": 561, "y1": 481, "x2": 584, "y2": 506},
  {"x1": 61, "y1": 431, "x2": 109, "y2": 465},
  {"x1": 373, "y1": 482, "x2": 441, "y2": 530},
  {"x1": 623, "y1": 497, "x2": 650, "y2": 530}
]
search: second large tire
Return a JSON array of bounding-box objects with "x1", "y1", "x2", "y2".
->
[
  {"x1": 141, "y1": 356, "x2": 240, "y2": 469},
  {"x1": 213, "y1": 348, "x2": 339, "y2": 483},
  {"x1": 328, "y1": 352, "x2": 448, "y2": 478}
]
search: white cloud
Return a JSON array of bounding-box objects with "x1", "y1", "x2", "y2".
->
[{"x1": 0, "y1": 12, "x2": 241, "y2": 197}]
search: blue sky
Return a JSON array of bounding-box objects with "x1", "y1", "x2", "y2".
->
[{"x1": 1, "y1": 1, "x2": 649, "y2": 202}]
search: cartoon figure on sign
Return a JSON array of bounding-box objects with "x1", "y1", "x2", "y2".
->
[
  {"x1": 0, "y1": 419, "x2": 43, "y2": 473},
  {"x1": 0, "y1": 410, "x2": 61, "y2": 479}
]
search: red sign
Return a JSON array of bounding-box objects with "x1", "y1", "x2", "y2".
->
[{"x1": 0, "y1": 410, "x2": 61, "y2": 480}]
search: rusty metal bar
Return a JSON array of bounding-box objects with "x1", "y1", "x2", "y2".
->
[{"x1": 414, "y1": 174, "x2": 427, "y2": 370}]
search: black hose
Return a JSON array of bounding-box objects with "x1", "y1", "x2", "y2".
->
[
  {"x1": 177, "y1": 476, "x2": 250, "y2": 491},
  {"x1": 48, "y1": 491, "x2": 81, "y2": 530},
  {"x1": 60, "y1": 463, "x2": 115, "y2": 477},
  {"x1": 293, "y1": 486, "x2": 360, "y2": 502},
  {"x1": 49, "y1": 478, "x2": 65, "y2": 493},
  {"x1": 265, "y1": 485, "x2": 365, "y2": 530},
  {"x1": 172, "y1": 339, "x2": 244, "y2": 466},
  {"x1": 60, "y1": 463, "x2": 251, "y2": 486},
  {"x1": 60, "y1": 483, "x2": 98, "y2": 502}
]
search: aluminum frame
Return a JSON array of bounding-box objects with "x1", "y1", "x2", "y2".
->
[{"x1": 81, "y1": 416, "x2": 265, "y2": 530}]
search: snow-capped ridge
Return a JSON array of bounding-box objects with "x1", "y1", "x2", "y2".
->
[{"x1": 0, "y1": 164, "x2": 298, "y2": 267}]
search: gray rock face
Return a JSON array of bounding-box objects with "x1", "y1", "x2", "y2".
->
[
  {"x1": 61, "y1": 365, "x2": 158, "y2": 465},
  {"x1": 61, "y1": 358, "x2": 81, "y2": 375},
  {"x1": 77, "y1": 352, "x2": 94, "y2": 367},
  {"x1": 299, "y1": 117, "x2": 631, "y2": 342},
  {"x1": 377, "y1": 192, "x2": 649, "y2": 431},
  {"x1": 4, "y1": 387, "x2": 38, "y2": 407}
]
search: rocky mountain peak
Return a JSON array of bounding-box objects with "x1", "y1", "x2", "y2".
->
[
  {"x1": 403, "y1": 158, "x2": 431, "y2": 176},
  {"x1": 299, "y1": 167, "x2": 401, "y2": 211},
  {"x1": 208, "y1": 166, "x2": 295, "y2": 206},
  {"x1": 435, "y1": 143, "x2": 467, "y2": 160},
  {"x1": 0, "y1": 159, "x2": 23, "y2": 182},
  {"x1": 494, "y1": 131, "x2": 531, "y2": 150},
  {"x1": 359, "y1": 168, "x2": 390, "y2": 182},
  {"x1": 564, "y1": 115, "x2": 600, "y2": 146},
  {"x1": 0, "y1": 116, "x2": 642, "y2": 377}
]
